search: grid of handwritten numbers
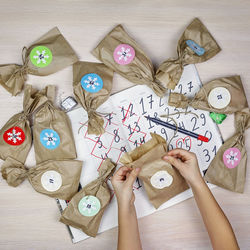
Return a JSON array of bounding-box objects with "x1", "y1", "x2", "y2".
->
[{"x1": 113, "y1": 84, "x2": 221, "y2": 175}]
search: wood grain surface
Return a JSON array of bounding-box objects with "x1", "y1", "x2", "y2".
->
[{"x1": 0, "y1": 0, "x2": 249, "y2": 249}]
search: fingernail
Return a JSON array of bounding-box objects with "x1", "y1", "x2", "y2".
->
[
  {"x1": 163, "y1": 156, "x2": 168, "y2": 160},
  {"x1": 136, "y1": 168, "x2": 140, "y2": 172}
]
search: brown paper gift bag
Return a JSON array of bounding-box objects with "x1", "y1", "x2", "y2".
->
[
  {"x1": 1, "y1": 157, "x2": 83, "y2": 200},
  {"x1": 92, "y1": 24, "x2": 166, "y2": 97},
  {"x1": 0, "y1": 84, "x2": 49, "y2": 163},
  {"x1": 60, "y1": 159, "x2": 116, "y2": 237},
  {"x1": 204, "y1": 108, "x2": 250, "y2": 192},
  {"x1": 120, "y1": 133, "x2": 189, "y2": 209},
  {"x1": 73, "y1": 61, "x2": 114, "y2": 135},
  {"x1": 32, "y1": 85, "x2": 77, "y2": 164},
  {"x1": 156, "y1": 18, "x2": 221, "y2": 90},
  {"x1": 168, "y1": 76, "x2": 248, "y2": 114},
  {"x1": 0, "y1": 27, "x2": 78, "y2": 96}
]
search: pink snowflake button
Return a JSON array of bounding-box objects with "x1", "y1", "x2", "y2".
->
[
  {"x1": 113, "y1": 44, "x2": 135, "y2": 65},
  {"x1": 223, "y1": 147, "x2": 241, "y2": 169}
]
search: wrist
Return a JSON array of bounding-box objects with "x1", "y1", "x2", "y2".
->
[
  {"x1": 190, "y1": 176, "x2": 206, "y2": 190},
  {"x1": 118, "y1": 201, "x2": 135, "y2": 215}
]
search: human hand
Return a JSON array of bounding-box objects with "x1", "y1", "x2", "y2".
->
[
  {"x1": 162, "y1": 148, "x2": 203, "y2": 186},
  {"x1": 111, "y1": 166, "x2": 141, "y2": 210}
]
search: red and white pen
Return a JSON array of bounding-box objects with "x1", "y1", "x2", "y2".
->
[{"x1": 145, "y1": 116, "x2": 209, "y2": 142}]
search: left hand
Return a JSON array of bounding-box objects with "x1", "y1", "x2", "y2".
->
[{"x1": 111, "y1": 166, "x2": 141, "y2": 210}]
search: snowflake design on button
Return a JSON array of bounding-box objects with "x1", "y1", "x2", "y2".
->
[
  {"x1": 113, "y1": 44, "x2": 135, "y2": 65},
  {"x1": 3, "y1": 126, "x2": 25, "y2": 146},
  {"x1": 81, "y1": 73, "x2": 103, "y2": 93},
  {"x1": 40, "y1": 129, "x2": 60, "y2": 150},
  {"x1": 223, "y1": 147, "x2": 241, "y2": 169},
  {"x1": 30, "y1": 46, "x2": 53, "y2": 68},
  {"x1": 78, "y1": 195, "x2": 101, "y2": 217}
]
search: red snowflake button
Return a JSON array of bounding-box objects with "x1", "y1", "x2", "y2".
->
[{"x1": 3, "y1": 126, "x2": 25, "y2": 146}]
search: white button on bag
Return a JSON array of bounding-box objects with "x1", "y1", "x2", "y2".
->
[
  {"x1": 150, "y1": 170, "x2": 173, "y2": 189},
  {"x1": 41, "y1": 170, "x2": 62, "y2": 192},
  {"x1": 208, "y1": 87, "x2": 231, "y2": 109}
]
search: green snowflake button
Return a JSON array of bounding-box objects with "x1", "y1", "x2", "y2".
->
[
  {"x1": 78, "y1": 195, "x2": 101, "y2": 217},
  {"x1": 209, "y1": 112, "x2": 227, "y2": 124},
  {"x1": 30, "y1": 46, "x2": 53, "y2": 68}
]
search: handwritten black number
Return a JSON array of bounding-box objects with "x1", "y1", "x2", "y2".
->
[
  {"x1": 174, "y1": 108, "x2": 180, "y2": 119},
  {"x1": 101, "y1": 152, "x2": 109, "y2": 160},
  {"x1": 187, "y1": 81, "x2": 193, "y2": 92},
  {"x1": 95, "y1": 136, "x2": 103, "y2": 148},
  {"x1": 134, "y1": 121, "x2": 141, "y2": 132},
  {"x1": 105, "y1": 113, "x2": 113, "y2": 125},
  {"x1": 191, "y1": 116, "x2": 200, "y2": 131},
  {"x1": 161, "y1": 127, "x2": 168, "y2": 141},
  {"x1": 159, "y1": 97, "x2": 164, "y2": 107},
  {"x1": 200, "y1": 113, "x2": 206, "y2": 126},
  {"x1": 121, "y1": 106, "x2": 126, "y2": 121},
  {"x1": 212, "y1": 145, "x2": 217, "y2": 156},
  {"x1": 113, "y1": 129, "x2": 120, "y2": 143},
  {"x1": 147, "y1": 94, "x2": 154, "y2": 109},
  {"x1": 127, "y1": 124, "x2": 134, "y2": 136},
  {"x1": 120, "y1": 146, "x2": 127, "y2": 152},
  {"x1": 178, "y1": 121, "x2": 185, "y2": 129},
  {"x1": 203, "y1": 149, "x2": 211, "y2": 162},
  {"x1": 139, "y1": 98, "x2": 147, "y2": 115},
  {"x1": 178, "y1": 83, "x2": 183, "y2": 94}
]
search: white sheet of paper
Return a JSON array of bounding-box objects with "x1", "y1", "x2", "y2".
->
[{"x1": 58, "y1": 64, "x2": 223, "y2": 243}]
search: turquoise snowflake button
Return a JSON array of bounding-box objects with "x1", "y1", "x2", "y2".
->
[
  {"x1": 78, "y1": 195, "x2": 101, "y2": 217},
  {"x1": 40, "y1": 129, "x2": 60, "y2": 150},
  {"x1": 81, "y1": 73, "x2": 103, "y2": 93}
]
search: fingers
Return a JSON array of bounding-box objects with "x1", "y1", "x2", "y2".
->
[
  {"x1": 126, "y1": 168, "x2": 141, "y2": 188},
  {"x1": 167, "y1": 148, "x2": 194, "y2": 160},
  {"x1": 112, "y1": 166, "x2": 131, "y2": 181},
  {"x1": 162, "y1": 155, "x2": 182, "y2": 171}
]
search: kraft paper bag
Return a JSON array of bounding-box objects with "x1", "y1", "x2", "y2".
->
[
  {"x1": 0, "y1": 27, "x2": 78, "y2": 96},
  {"x1": 0, "y1": 84, "x2": 48, "y2": 163},
  {"x1": 120, "y1": 133, "x2": 189, "y2": 209},
  {"x1": 60, "y1": 159, "x2": 116, "y2": 237},
  {"x1": 156, "y1": 18, "x2": 221, "y2": 90},
  {"x1": 73, "y1": 61, "x2": 114, "y2": 135},
  {"x1": 168, "y1": 76, "x2": 248, "y2": 114},
  {"x1": 32, "y1": 85, "x2": 77, "y2": 164},
  {"x1": 1, "y1": 157, "x2": 83, "y2": 200},
  {"x1": 204, "y1": 108, "x2": 250, "y2": 192},
  {"x1": 92, "y1": 24, "x2": 166, "y2": 97}
]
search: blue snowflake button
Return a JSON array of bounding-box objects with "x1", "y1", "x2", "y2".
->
[
  {"x1": 81, "y1": 73, "x2": 103, "y2": 93},
  {"x1": 40, "y1": 129, "x2": 60, "y2": 150}
]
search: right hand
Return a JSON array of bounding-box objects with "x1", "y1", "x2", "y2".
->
[{"x1": 162, "y1": 148, "x2": 203, "y2": 186}]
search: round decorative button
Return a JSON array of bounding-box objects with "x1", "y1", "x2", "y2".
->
[
  {"x1": 81, "y1": 73, "x2": 103, "y2": 93},
  {"x1": 208, "y1": 87, "x2": 231, "y2": 110},
  {"x1": 30, "y1": 46, "x2": 53, "y2": 68},
  {"x1": 150, "y1": 170, "x2": 173, "y2": 189},
  {"x1": 3, "y1": 126, "x2": 25, "y2": 146},
  {"x1": 113, "y1": 44, "x2": 135, "y2": 65},
  {"x1": 41, "y1": 170, "x2": 62, "y2": 192},
  {"x1": 78, "y1": 195, "x2": 101, "y2": 217},
  {"x1": 223, "y1": 147, "x2": 241, "y2": 169},
  {"x1": 40, "y1": 129, "x2": 60, "y2": 150}
]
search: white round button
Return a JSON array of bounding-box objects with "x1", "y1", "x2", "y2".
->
[
  {"x1": 208, "y1": 87, "x2": 231, "y2": 110},
  {"x1": 41, "y1": 170, "x2": 62, "y2": 192},
  {"x1": 150, "y1": 170, "x2": 173, "y2": 189}
]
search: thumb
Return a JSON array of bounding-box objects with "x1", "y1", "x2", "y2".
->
[
  {"x1": 126, "y1": 168, "x2": 140, "y2": 188},
  {"x1": 163, "y1": 155, "x2": 182, "y2": 171}
]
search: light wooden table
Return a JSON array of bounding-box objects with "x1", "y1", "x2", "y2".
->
[{"x1": 0, "y1": 0, "x2": 250, "y2": 249}]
